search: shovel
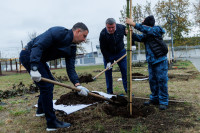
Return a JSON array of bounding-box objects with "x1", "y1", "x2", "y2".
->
[
  {"x1": 41, "y1": 77, "x2": 128, "y2": 106},
  {"x1": 93, "y1": 54, "x2": 127, "y2": 80}
]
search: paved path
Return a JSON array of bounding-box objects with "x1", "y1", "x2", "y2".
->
[{"x1": 188, "y1": 57, "x2": 200, "y2": 72}]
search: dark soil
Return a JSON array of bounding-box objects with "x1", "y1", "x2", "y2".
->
[
  {"x1": 78, "y1": 73, "x2": 94, "y2": 83},
  {"x1": 55, "y1": 92, "x2": 128, "y2": 106},
  {"x1": 93, "y1": 70, "x2": 103, "y2": 73},
  {"x1": 55, "y1": 92, "x2": 154, "y2": 118},
  {"x1": 169, "y1": 71, "x2": 199, "y2": 81},
  {"x1": 55, "y1": 92, "x2": 104, "y2": 105},
  {"x1": 52, "y1": 72, "x2": 69, "y2": 82},
  {"x1": 54, "y1": 92, "x2": 195, "y2": 133},
  {"x1": 0, "y1": 82, "x2": 39, "y2": 99},
  {"x1": 132, "y1": 73, "x2": 148, "y2": 79}
]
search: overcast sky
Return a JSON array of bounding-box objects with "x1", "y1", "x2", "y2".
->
[{"x1": 0, "y1": 0, "x2": 198, "y2": 57}]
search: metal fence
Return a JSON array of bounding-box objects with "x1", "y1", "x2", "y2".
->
[
  {"x1": 0, "y1": 59, "x2": 64, "y2": 75},
  {"x1": 1, "y1": 45, "x2": 200, "y2": 75}
]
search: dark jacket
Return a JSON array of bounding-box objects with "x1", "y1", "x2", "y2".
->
[
  {"x1": 132, "y1": 23, "x2": 167, "y2": 64},
  {"x1": 99, "y1": 24, "x2": 126, "y2": 62},
  {"x1": 25, "y1": 26, "x2": 79, "y2": 84}
]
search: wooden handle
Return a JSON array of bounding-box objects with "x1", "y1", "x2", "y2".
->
[
  {"x1": 41, "y1": 77, "x2": 113, "y2": 102},
  {"x1": 93, "y1": 54, "x2": 127, "y2": 80}
]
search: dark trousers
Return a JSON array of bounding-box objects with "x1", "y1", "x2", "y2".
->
[
  {"x1": 148, "y1": 59, "x2": 169, "y2": 105},
  {"x1": 19, "y1": 50, "x2": 56, "y2": 124},
  {"x1": 103, "y1": 49, "x2": 127, "y2": 94}
]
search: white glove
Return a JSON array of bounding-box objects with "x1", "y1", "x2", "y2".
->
[
  {"x1": 106, "y1": 62, "x2": 112, "y2": 70},
  {"x1": 30, "y1": 70, "x2": 41, "y2": 82},
  {"x1": 77, "y1": 86, "x2": 89, "y2": 96},
  {"x1": 132, "y1": 46, "x2": 136, "y2": 51}
]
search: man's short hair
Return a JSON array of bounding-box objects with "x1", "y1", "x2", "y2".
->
[
  {"x1": 106, "y1": 18, "x2": 116, "y2": 25},
  {"x1": 72, "y1": 22, "x2": 89, "y2": 32}
]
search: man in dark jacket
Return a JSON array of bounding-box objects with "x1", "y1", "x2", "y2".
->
[
  {"x1": 99, "y1": 18, "x2": 134, "y2": 94},
  {"x1": 126, "y1": 15, "x2": 169, "y2": 110},
  {"x1": 19, "y1": 22, "x2": 89, "y2": 131}
]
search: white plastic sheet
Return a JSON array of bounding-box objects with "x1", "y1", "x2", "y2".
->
[
  {"x1": 35, "y1": 91, "x2": 115, "y2": 115},
  {"x1": 117, "y1": 77, "x2": 148, "y2": 81}
]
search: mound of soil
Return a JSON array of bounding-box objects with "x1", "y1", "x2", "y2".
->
[
  {"x1": 0, "y1": 82, "x2": 39, "y2": 99},
  {"x1": 56, "y1": 93, "x2": 195, "y2": 133},
  {"x1": 79, "y1": 73, "x2": 94, "y2": 83},
  {"x1": 132, "y1": 73, "x2": 148, "y2": 79},
  {"x1": 52, "y1": 72, "x2": 69, "y2": 82},
  {"x1": 55, "y1": 92, "x2": 154, "y2": 118},
  {"x1": 55, "y1": 92, "x2": 104, "y2": 105},
  {"x1": 93, "y1": 70, "x2": 103, "y2": 73},
  {"x1": 168, "y1": 71, "x2": 199, "y2": 81},
  {"x1": 102, "y1": 99, "x2": 155, "y2": 118}
]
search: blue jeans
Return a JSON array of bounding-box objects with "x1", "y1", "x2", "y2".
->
[
  {"x1": 103, "y1": 49, "x2": 127, "y2": 94},
  {"x1": 19, "y1": 50, "x2": 56, "y2": 124},
  {"x1": 148, "y1": 60, "x2": 169, "y2": 105}
]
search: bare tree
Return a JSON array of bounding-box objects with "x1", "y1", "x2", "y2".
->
[
  {"x1": 143, "y1": 0, "x2": 152, "y2": 17},
  {"x1": 28, "y1": 32, "x2": 37, "y2": 41}
]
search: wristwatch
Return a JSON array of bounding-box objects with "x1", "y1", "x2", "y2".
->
[{"x1": 32, "y1": 66, "x2": 38, "y2": 71}]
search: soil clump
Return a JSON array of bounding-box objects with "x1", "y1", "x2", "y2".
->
[{"x1": 79, "y1": 73, "x2": 94, "y2": 83}]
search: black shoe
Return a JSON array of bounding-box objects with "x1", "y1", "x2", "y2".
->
[
  {"x1": 46, "y1": 120, "x2": 71, "y2": 131},
  {"x1": 36, "y1": 110, "x2": 45, "y2": 117},
  {"x1": 144, "y1": 100, "x2": 159, "y2": 106},
  {"x1": 159, "y1": 104, "x2": 167, "y2": 110}
]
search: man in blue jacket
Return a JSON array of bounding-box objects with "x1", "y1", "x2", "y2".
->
[
  {"x1": 99, "y1": 18, "x2": 135, "y2": 95},
  {"x1": 19, "y1": 22, "x2": 89, "y2": 131},
  {"x1": 126, "y1": 15, "x2": 169, "y2": 110}
]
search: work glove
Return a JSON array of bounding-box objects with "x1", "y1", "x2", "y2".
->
[
  {"x1": 106, "y1": 62, "x2": 112, "y2": 70},
  {"x1": 77, "y1": 86, "x2": 89, "y2": 96},
  {"x1": 132, "y1": 46, "x2": 136, "y2": 51},
  {"x1": 30, "y1": 70, "x2": 41, "y2": 82}
]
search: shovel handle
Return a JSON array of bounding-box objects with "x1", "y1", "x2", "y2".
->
[
  {"x1": 93, "y1": 54, "x2": 127, "y2": 80},
  {"x1": 41, "y1": 77, "x2": 113, "y2": 102}
]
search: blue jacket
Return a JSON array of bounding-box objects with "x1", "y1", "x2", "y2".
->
[
  {"x1": 99, "y1": 24, "x2": 126, "y2": 62},
  {"x1": 132, "y1": 23, "x2": 167, "y2": 64},
  {"x1": 25, "y1": 26, "x2": 79, "y2": 84}
]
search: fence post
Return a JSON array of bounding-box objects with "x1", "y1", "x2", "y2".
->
[
  {"x1": 6, "y1": 61, "x2": 7, "y2": 71},
  {"x1": 15, "y1": 59, "x2": 18, "y2": 72},
  {"x1": 10, "y1": 59, "x2": 13, "y2": 71},
  {"x1": 19, "y1": 61, "x2": 22, "y2": 73},
  {"x1": 0, "y1": 61, "x2": 2, "y2": 75},
  {"x1": 60, "y1": 58, "x2": 62, "y2": 68},
  {"x1": 54, "y1": 60, "x2": 57, "y2": 69}
]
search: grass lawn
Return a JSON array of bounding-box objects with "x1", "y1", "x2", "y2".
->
[{"x1": 0, "y1": 60, "x2": 200, "y2": 133}]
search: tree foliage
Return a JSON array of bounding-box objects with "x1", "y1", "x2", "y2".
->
[
  {"x1": 193, "y1": 0, "x2": 200, "y2": 29},
  {"x1": 154, "y1": 0, "x2": 191, "y2": 42},
  {"x1": 119, "y1": 1, "x2": 152, "y2": 49},
  {"x1": 119, "y1": 0, "x2": 199, "y2": 47}
]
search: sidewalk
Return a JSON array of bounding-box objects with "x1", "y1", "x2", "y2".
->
[{"x1": 188, "y1": 57, "x2": 200, "y2": 72}]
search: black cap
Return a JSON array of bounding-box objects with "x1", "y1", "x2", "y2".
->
[{"x1": 142, "y1": 15, "x2": 155, "y2": 27}]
